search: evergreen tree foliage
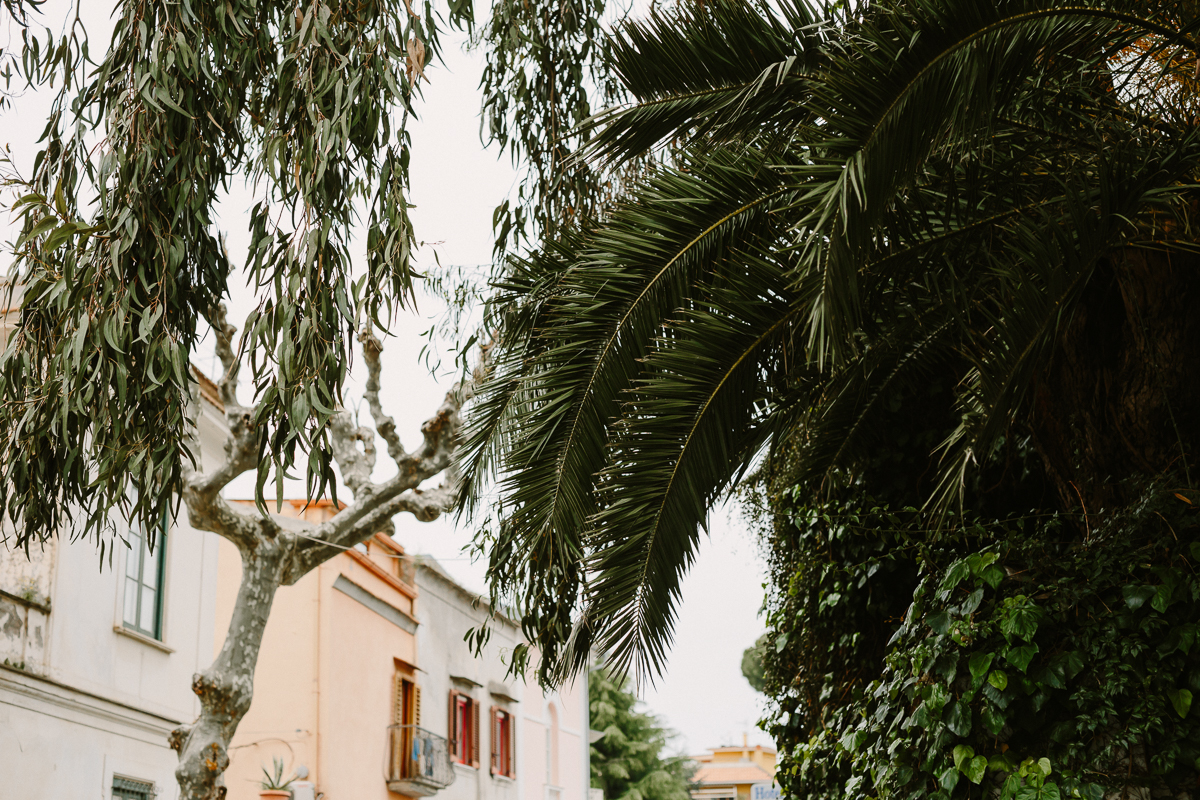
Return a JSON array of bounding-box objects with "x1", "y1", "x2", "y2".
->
[
  {"x1": 742, "y1": 633, "x2": 767, "y2": 694},
  {"x1": 590, "y1": 667, "x2": 695, "y2": 800}
]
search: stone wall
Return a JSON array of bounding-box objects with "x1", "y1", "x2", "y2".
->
[{"x1": 0, "y1": 536, "x2": 55, "y2": 675}]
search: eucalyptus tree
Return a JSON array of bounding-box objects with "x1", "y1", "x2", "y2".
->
[
  {"x1": 460, "y1": 0, "x2": 1200, "y2": 684},
  {"x1": 0, "y1": 0, "x2": 615, "y2": 797}
]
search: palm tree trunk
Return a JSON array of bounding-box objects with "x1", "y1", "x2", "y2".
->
[{"x1": 1031, "y1": 247, "x2": 1200, "y2": 515}]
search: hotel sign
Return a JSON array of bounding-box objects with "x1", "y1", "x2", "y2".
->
[{"x1": 750, "y1": 783, "x2": 780, "y2": 800}]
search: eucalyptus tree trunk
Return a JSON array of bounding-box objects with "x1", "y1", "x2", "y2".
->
[{"x1": 169, "y1": 307, "x2": 472, "y2": 799}]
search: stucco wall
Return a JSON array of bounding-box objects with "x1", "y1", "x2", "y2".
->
[
  {"x1": 217, "y1": 518, "x2": 419, "y2": 800},
  {"x1": 0, "y1": 396, "x2": 227, "y2": 800},
  {"x1": 415, "y1": 559, "x2": 590, "y2": 800}
]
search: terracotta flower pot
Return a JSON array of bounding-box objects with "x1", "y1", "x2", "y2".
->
[{"x1": 259, "y1": 791, "x2": 291, "y2": 799}]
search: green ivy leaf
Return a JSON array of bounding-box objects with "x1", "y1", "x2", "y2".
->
[
  {"x1": 940, "y1": 766, "x2": 960, "y2": 792},
  {"x1": 1152, "y1": 572, "x2": 1180, "y2": 613},
  {"x1": 1168, "y1": 688, "x2": 1193, "y2": 719},
  {"x1": 968, "y1": 551, "x2": 999, "y2": 576},
  {"x1": 967, "y1": 755, "x2": 988, "y2": 785},
  {"x1": 983, "y1": 705, "x2": 1007, "y2": 735},
  {"x1": 1006, "y1": 644, "x2": 1039, "y2": 673},
  {"x1": 1157, "y1": 624, "x2": 1197, "y2": 656},
  {"x1": 1039, "y1": 782, "x2": 1061, "y2": 800},
  {"x1": 962, "y1": 588, "x2": 985, "y2": 615},
  {"x1": 928, "y1": 682, "x2": 951, "y2": 713},
  {"x1": 990, "y1": 752, "x2": 1018, "y2": 772},
  {"x1": 954, "y1": 744, "x2": 975, "y2": 771},
  {"x1": 981, "y1": 564, "x2": 1005, "y2": 589},
  {"x1": 1015, "y1": 785, "x2": 1039, "y2": 800},
  {"x1": 947, "y1": 700, "x2": 972, "y2": 736},
  {"x1": 1060, "y1": 650, "x2": 1085, "y2": 681},
  {"x1": 970, "y1": 652, "x2": 995, "y2": 683},
  {"x1": 940, "y1": 560, "x2": 971, "y2": 594},
  {"x1": 989, "y1": 670, "x2": 1009, "y2": 690},
  {"x1": 1037, "y1": 758, "x2": 1052, "y2": 778},
  {"x1": 1123, "y1": 585, "x2": 1156, "y2": 610},
  {"x1": 928, "y1": 610, "x2": 952, "y2": 635},
  {"x1": 1001, "y1": 597, "x2": 1041, "y2": 640}
]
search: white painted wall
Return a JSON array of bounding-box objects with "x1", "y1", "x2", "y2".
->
[
  {"x1": 417, "y1": 556, "x2": 524, "y2": 800},
  {"x1": 0, "y1": 393, "x2": 227, "y2": 800},
  {"x1": 415, "y1": 556, "x2": 590, "y2": 800}
]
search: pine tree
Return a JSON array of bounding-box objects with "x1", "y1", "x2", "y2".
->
[{"x1": 590, "y1": 667, "x2": 694, "y2": 800}]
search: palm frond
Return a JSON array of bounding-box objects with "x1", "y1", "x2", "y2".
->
[
  {"x1": 582, "y1": 0, "x2": 823, "y2": 163},
  {"x1": 581, "y1": 252, "x2": 803, "y2": 681}
]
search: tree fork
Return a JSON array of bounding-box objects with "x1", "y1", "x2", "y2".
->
[{"x1": 166, "y1": 306, "x2": 484, "y2": 799}]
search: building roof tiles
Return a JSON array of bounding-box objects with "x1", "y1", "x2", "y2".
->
[{"x1": 692, "y1": 764, "x2": 773, "y2": 786}]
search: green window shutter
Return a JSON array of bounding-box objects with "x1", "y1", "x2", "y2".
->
[{"x1": 112, "y1": 775, "x2": 155, "y2": 799}]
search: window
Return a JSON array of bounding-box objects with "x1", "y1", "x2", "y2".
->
[
  {"x1": 393, "y1": 667, "x2": 422, "y2": 779},
  {"x1": 491, "y1": 706, "x2": 515, "y2": 778},
  {"x1": 123, "y1": 517, "x2": 167, "y2": 640},
  {"x1": 449, "y1": 690, "x2": 480, "y2": 767},
  {"x1": 112, "y1": 776, "x2": 155, "y2": 800}
]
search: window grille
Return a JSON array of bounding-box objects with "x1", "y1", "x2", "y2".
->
[{"x1": 112, "y1": 776, "x2": 155, "y2": 800}]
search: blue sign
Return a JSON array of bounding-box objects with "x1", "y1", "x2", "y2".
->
[{"x1": 751, "y1": 783, "x2": 780, "y2": 800}]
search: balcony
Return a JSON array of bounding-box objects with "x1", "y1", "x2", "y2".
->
[{"x1": 387, "y1": 725, "x2": 456, "y2": 797}]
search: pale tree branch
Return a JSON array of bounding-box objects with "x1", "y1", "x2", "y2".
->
[
  {"x1": 176, "y1": 324, "x2": 484, "y2": 800},
  {"x1": 360, "y1": 329, "x2": 405, "y2": 464},
  {"x1": 181, "y1": 303, "x2": 272, "y2": 550},
  {"x1": 286, "y1": 483, "x2": 455, "y2": 578},
  {"x1": 330, "y1": 411, "x2": 377, "y2": 494},
  {"x1": 286, "y1": 377, "x2": 466, "y2": 579}
]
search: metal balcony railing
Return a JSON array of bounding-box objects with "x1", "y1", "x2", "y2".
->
[{"x1": 386, "y1": 725, "x2": 456, "y2": 797}]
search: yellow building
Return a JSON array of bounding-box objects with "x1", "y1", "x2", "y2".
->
[{"x1": 690, "y1": 737, "x2": 778, "y2": 800}]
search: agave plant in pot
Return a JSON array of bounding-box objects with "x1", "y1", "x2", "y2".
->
[{"x1": 259, "y1": 757, "x2": 295, "y2": 799}]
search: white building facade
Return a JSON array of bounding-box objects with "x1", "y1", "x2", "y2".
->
[
  {"x1": 0, "y1": 378, "x2": 228, "y2": 800},
  {"x1": 415, "y1": 556, "x2": 592, "y2": 800}
]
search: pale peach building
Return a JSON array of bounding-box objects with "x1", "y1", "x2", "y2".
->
[
  {"x1": 214, "y1": 501, "x2": 430, "y2": 800},
  {"x1": 214, "y1": 505, "x2": 593, "y2": 800},
  {"x1": 690, "y1": 739, "x2": 777, "y2": 800}
]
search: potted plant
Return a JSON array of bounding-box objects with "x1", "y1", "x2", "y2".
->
[{"x1": 260, "y1": 757, "x2": 295, "y2": 799}]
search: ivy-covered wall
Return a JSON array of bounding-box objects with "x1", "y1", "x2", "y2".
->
[{"x1": 760, "y1": 484, "x2": 1200, "y2": 800}]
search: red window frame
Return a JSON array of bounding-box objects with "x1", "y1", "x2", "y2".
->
[{"x1": 449, "y1": 690, "x2": 480, "y2": 767}]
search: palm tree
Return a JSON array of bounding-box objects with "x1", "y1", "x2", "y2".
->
[{"x1": 458, "y1": 0, "x2": 1200, "y2": 683}]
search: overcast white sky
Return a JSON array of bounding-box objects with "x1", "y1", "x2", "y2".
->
[{"x1": 0, "y1": 2, "x2": 772, "y2": 755}]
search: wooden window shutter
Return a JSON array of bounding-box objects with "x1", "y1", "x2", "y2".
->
[
  {"x1": 506, "y1": 712, "x2": 515, "y2": 778},
  {"x1": 471, "y1": 698, "x2": 481, "y2": 767},
  {"x1": 414, "y1": 685, "x2": 422, "y2": 727},
  {"x1": 394, "y1": 673, "x2": 405, "y2": 725},
  {"x1": 448, "y1": 690, "x2": 459, "y2": 752},
  {"x1": 490, "y1": 706, "x2": 499, "y2": 774}
]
